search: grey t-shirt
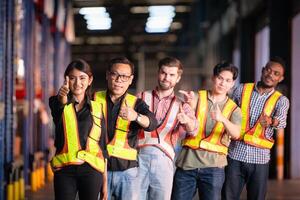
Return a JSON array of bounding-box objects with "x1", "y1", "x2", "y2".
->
[{"x1": 176, "y1": 93, "x2": 242, "y2": 170}]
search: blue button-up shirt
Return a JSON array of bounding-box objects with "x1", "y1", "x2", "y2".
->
[{"x1": 228, "y1": 83, "x2": 290, "y2": 164}]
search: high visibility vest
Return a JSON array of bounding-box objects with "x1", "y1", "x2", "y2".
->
[
  {"x1": 240, "y1": 83, "x2": 282, "y2": 149},
  {"x1": 182, "y1": 90, "x2": 237, "y2": 155},
  {"x1": 51, "y1": 101, "x2": 105, "y2": 173},
  {"x1": 137, "y1": 90, "x2": 180, "y2": 160},
  {"x1": 94, "y1": 91, "x2": 138, "y2": 160}
]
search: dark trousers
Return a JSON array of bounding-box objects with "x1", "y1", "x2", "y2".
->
[
  {"x1": 54, "y1": 163, "x2": 103, "y2": 200},
  {"x1": 172, "y1": 167, "x2": 225, "y2": 200},
  {"x1": 222, "y1": 158, "x2": 269, "y2": 200}
]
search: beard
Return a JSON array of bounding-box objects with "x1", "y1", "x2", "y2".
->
[
  {"x1": 158, "y1": 81, "x2": 175, "y2": 90},
  {"x1": 259, "y1": 80, "x2": 274, "y2": 89}
]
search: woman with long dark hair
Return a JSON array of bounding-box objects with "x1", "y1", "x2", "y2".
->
[{"x1": 49, "y1": 59, "x2": 107, "y2": 200}]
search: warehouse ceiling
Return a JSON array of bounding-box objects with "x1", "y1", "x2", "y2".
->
[
  {"x1": 72, "y1": 0, "x2": 195, "y2": 71},
  {"x1": 71, "y1": 0, "x2": 230, "y2": 89}
]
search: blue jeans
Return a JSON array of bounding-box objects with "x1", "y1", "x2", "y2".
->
[
  {"x1": 107, "y1": 167, "x2": 139, "y2": 200},
  {"x1": 222, "y1": 158, "x2": 269, "y2": 200},
  {"x1": 137, "y1": 146, "x2": 175, "y2": 200},
  {"x1": 172, "y1": 167, "x2": 225, "y2": 200}
]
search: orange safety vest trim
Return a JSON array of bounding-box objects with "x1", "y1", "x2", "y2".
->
[
  {"x1": 51, "y1": 101, "x2": 105, "y2": 173},
  {"x1": 94, "y1": 91, "x2": 138, "y2": 160},
  {"x1": 182, "y1": 90, "x2": 237, "y2": 155},
  {"x1": 137, "y1": 90, "x2": 180, "y2": 160},
  {"x1": 241, "y1": 83, "x2": 282, "y2": 149}
]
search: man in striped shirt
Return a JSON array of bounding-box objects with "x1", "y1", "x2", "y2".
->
[{"x1": 223, "y1": 57, "x2": 290, "y2": 200}]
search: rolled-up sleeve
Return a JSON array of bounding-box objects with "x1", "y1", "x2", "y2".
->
[{"x1": 274, "y1": 95, "x2": 290, "y2": 129}]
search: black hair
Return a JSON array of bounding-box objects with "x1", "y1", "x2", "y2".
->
[
  {"x1": 158, "y1": 57, "x2": 183, "y2": 75},
  {"x1": 213, "y1": 61, "x2": 239, "y2": 80},
  {"x1": 267, "y1": 56, "x2": 286, "y2": 72},
  {"x1": 107, "y1": 57, "x2": 135, "y2": 75}
]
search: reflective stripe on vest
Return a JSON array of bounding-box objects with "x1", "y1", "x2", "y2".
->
[
  {"x1": 182, "y1": 90, "x2": 208, "y2": 148},
  {"x1": 183, "y1": 90, "x2": 237, "y2": 154},
  {"x1": 239, "y1": 83, "x2": 255, "y2": 139},
  {"x1": 241, "y1": 84, "x2": 282, "y2": 149},
  {"x1": 51, "y1": 101, "x2": 105, "y2": 173},
  {"x1": 138, "y1": 90, "x2": 180, "y2": 160},
  {"x1": 94, "y1": 91, "x2": 138, "y2": 160}
]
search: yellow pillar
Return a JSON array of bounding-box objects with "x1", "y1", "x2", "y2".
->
[{"x1": 276, "y1": 129, "x2": 285, "y2": 180}]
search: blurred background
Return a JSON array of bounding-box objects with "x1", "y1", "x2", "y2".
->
[{"x1": 1, "y1": 0, "x2": 300, "y2": 199}]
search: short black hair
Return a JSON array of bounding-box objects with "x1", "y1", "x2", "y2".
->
[
  {"x1": 268, "y1": 56, "x2": 286, "y2": 72},
  {"x1": 107, "y1": 57, "x2": 135, "y2": 75},
  {"x1": 213, "y1": 61, "x2": 239, "y2": 80}
]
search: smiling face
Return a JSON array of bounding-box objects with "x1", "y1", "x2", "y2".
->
[
  {"x1": 158, "y1": 65, "x2": 181, "y2": 91},
  {"x1": 211, "y1": 70, "x2": 235, "y2": 95},
  {"x1": 68, "y1": 68, "x2": 93, "y2": 98},
  {"x1": 261, "y1": 62, "x2": 284, "y2": 88},
  {"x1": 106, "y1": 63, "x2": 133, "y2": 99}
]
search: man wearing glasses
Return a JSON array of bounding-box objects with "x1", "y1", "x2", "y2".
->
[{"x1": 94, "y1": 57, "x2": 158, "y2": 200}]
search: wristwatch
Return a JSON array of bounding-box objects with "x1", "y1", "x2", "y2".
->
[{"x1": 135, "y1": 113, "x2": 142, "y2": 123}]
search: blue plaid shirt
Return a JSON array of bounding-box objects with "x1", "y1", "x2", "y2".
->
[{"x1": 228, "y1": 83, "x2": 290, "y2": 164}]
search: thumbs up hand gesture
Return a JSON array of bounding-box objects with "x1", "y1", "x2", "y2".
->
[
  {"x1": 210, "y1": 104, "x2": 225, "y2": 122},
  {"x1": 178, "y1": 90, "x2": 195, "y2": 103},
  {"x1": 119, "y1": 99, "x2": 138, "y2": 121},
  {"x1": 259, "y1": 113, "x2": 273, "y2": 128},
  {"x1": 58, "y1": 76, "x2": 70, "y2": 104},
  {"x1": 177, "y1": 104, "x2": 189, "y2": 125}
]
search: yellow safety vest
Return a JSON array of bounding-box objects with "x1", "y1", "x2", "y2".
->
[
  {"x1": 240, "y1": 83, "x2": 282, "y2": 149},
  {"x1": 94, "y1": 91, "x2": 138, "y2": 160},
  {"x1": 182, "y1": 90, "x2": 237, "y2": 155},
  {"x1": 51, "y1": 101, "x2": 105, "y2": 173},
  {"x1": 138, "y1": 90, "x2": 180, "y2": 160}
]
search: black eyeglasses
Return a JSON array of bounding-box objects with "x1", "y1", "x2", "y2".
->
[{"x1": 109, "y1": 71, "x2": 132, "y2": 82}]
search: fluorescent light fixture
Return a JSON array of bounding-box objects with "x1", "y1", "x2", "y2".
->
[
  {"x1": 148, "y1": 5, "x2": 175, "y2": 15},
  {"x1": 79, "y1": 7, "x2": 111, "y2": 30},
  {"x1": 79, "y1": 7, "x2": 106, "y2": 15},
  {"x1": 146, "y1": 18, "x2": 173, "y2": 29},
  {"x1": 83, "y1": 13, "x2": 110, "y2": 19},
  {"x1": 145, "y1": 27, "x2": 169, "y2": 33},
  {"x1": 146, "y1": 5, "x2": 176, "y2": 33},
  {"x1": 86, "y1": 18, "x2": 112, "y2": 26},
  {"x1": 87, "y1": 24, "x2": 111, "y2": 30}
]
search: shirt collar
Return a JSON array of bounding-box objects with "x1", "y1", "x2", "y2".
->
[
  {"x1": 107, "y1": 90, "x2": 127, "y2": 105},
  {"x1": 254, "y1": 82, "x2": 275, "y2": 95},
  {"x1": 67, "y1": 94, "x2": 92, "y2": 109},
  {"x1": 153, "y1": 87, "x2": 175, "y2": 100},
  {"x1": 207, "y1": 90, "x2": 228, "y2": 104}
]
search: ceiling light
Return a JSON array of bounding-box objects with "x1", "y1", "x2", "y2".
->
[
  {"x1": 79, "y1": 7, "x2": 106, "y2": 15},
  {"x1": 146, "y1": 5, "x2": 176, "y2": 33},
  {"x1": 79, "y1": 7, "x2": 111, "y2": 30}
]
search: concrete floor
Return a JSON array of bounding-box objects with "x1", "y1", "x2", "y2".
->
[{"x1": 27, "y1": 179, "x2": 300, "y2": 200}]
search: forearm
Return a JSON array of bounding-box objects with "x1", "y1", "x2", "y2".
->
[
  {"x1": 222, "y1": 118, "x2": 241, "y2": 139},
  {"x1": 184, "y1": 118, "x2": 198, "y2": 136},
  {"x1": 135, "y1": 113, "x2": 150, "y2": 128}
]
